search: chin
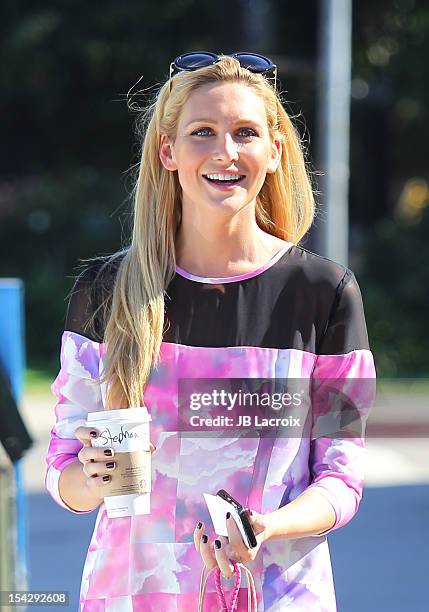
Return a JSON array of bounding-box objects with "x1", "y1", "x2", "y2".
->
[{"x1": 205, "y1": 198, "x2": 248, "y2": 213}]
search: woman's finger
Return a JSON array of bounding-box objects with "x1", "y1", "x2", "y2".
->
[
  {"x1": 217, "y1": 535, "x2": 239, "y2": 563},
  {"x1": 214, "y1": 539, "x2": 235, "y2": 579},
  {"x1": 85, "y1": 472, "x2": 113, "y2": 493},
  {"x1": 82, "y1": 459, "x2": 116, "y2": 479},
  {"x1": 199, "y1": 534, "x2": 217, "y2": 570},
  {"x1": 193, "y1": 521, "x2": 204, "y2": 552},
  {"x1": 74, "y1": 426, "x2": 98, "y2": 446},
  {"x1": 78, "y1": 444, "x2": 115, "y2": 465}
]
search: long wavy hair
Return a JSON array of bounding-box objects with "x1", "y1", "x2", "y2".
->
[{"x1": 88, "y1": 56, "x2": 317, "y2": 408}]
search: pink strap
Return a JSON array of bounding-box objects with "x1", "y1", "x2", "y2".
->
[{"x1": 214, "y1": 561, "x2": 241, "y2": 611}]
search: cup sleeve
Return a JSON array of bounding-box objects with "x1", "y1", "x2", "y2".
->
[
  {"x1": 306, "y1": 270, "x2": 377, "y2": 536},
  {"x1": 45, "y1": 331, "x2": 105, "y2": 514}
]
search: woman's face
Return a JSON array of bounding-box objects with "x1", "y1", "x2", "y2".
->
[{"x1": 160, "y1": 81, "x2": 281, "y2": 217}]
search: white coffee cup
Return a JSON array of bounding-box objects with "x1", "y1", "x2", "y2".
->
[{"x1": 86, "y1": 407, "x2": 152, "y2": 518}]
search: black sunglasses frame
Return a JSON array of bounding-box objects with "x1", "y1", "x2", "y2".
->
[{"x1": 168, "y1": 51, "x2": 277, "y2": 93}]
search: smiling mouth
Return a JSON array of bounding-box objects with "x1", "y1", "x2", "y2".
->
[{"x1": 203, "y1": 174, "x2": 245, "y2": 186}]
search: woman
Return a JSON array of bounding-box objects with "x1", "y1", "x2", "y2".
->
[{"x1": 45, "y1": 53, "x2": 376, "y2": 611}]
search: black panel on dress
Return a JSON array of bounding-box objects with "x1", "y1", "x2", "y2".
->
[
  {"x1": 65, "y1": 254, "x2": 123, "y2": 343},
  {"x1": 64, "y1": 246, "x2": 370, "y2": 356}
]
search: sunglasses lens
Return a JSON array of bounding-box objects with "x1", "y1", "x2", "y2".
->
[
  {"x1": 234, "y1": 53, "x2": 273, "y2": 72},
  {"x1": 175, "y1": 52, "x2": 218, "y2": 70},
  {"x1": 170, "y1": 52, "x2": 276, "y2": 91}
]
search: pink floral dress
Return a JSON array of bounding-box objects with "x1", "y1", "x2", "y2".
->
[{"x1": 45, "y1": 244, "x2": 376, "y2": 611}]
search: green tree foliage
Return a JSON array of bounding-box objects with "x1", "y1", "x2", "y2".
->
[
  {"x1": 350, "y1": 0, "x2": 429, "y2": 375},
  {"x1": 361, "y1": 206, "x2": 429, "y2": 377},
  {"x1": 0, "y1": 170, "x2": 126, "y2": 365}
]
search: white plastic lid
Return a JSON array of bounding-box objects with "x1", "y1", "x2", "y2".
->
[{"x1": 87, "y1": 406, "x2": 151, "y2": 423}]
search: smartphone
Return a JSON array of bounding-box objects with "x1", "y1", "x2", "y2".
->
[{"x1": 216, "y1": 489, "x2": 257, "y2": 549}]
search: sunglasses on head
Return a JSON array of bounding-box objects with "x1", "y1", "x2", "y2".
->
[{"x1": 168, "y1": 51, "x2": 277, "y2": 93}]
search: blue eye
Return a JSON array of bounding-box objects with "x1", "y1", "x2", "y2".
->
[
  {"x1": 238, "y1": 128, "x2": 258, "y2": 138},
  {"x1": 191, "y1": 127, "x2": 258, "y2": 138},
  {"x1": 191, "y1": 128, "x2": 212, "y2": 137}
]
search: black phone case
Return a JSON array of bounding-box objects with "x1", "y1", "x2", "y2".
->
[{"x1": 216, "y1": 489, "x2": 257, "y2": 548}]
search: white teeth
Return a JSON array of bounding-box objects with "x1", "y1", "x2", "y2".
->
[{"x1": 205, "y1": 174, "x2": 243, "y2": 181}]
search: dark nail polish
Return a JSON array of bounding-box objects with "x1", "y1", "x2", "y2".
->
[
  {"x1": 197, "y1": 522, "x2": 202, "y2": 529},
  {"x1": 90, "y1": 430, "x2": 98, "y2": 438},
  {"x1": 215, "y1": 539, "x2": 221, "y2": 549},
  {"x1": 91, "y1": 473, "x2": 98, "y2": 478},
  {"x1": 202, "y1": 534, "x2": 208, "y2": 543},
  {"x1": 106, "y1": 462, "x2": 115, "y2": 469},
  {"x1": 226, "y1": 512, "x2": 231, "y2": 519},
  {"x1": 102, "y1": 475, "x2": 110, "y2": 482},
  {"x1": 104, "y1": 449, "x2": 113, "y2": 457},
  {"x1": 90, "y1": 459, "x2": 95, "y2": 463}
]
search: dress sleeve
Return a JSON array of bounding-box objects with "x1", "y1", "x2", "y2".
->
[
  {"x1": 44, "y1": 266, "x2": 106, "y2": 513},
  {"x1": 306, "y1": 269, "x2": 376, "y2": 535}
]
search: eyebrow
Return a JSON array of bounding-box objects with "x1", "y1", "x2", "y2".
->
[{"x1": 185, "y1": 118, "x2": 264, "y2": 128}]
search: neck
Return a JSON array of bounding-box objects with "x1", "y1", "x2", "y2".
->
[{"x1": 175, "y1": 203, "x2": 286, "y2": 278}]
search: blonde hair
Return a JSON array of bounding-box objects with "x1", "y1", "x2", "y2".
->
[{"x1": 91, "y1": 56, "x2": 316, "y2": 408}]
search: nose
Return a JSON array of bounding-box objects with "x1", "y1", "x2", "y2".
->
[{"x1": 213, "y1": 133, "x2": 239, "y2": 162}]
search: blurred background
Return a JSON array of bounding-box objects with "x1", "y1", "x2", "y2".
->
[{"x1": 0, "y1": 0, "x2": 428, "y2": 610}]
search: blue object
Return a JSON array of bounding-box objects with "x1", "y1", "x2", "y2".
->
[{"x1": 0, "y1": 279, "x2": 28, "y2": 590}]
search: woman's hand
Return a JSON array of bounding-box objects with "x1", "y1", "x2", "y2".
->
[
  {"x1": 194, "y1": 508, "x2": 270, "y2": 578},
  {"x1": 74, "y1": 426, "x2": 156, "y2": 499}
]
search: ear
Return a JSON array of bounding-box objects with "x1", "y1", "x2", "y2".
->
[
  {"x1": 266, "y1": 137, "x2": 282, "y2": 174},
  {"x1": 159, "y1": 133, "x2": 178, "y2": 171}
]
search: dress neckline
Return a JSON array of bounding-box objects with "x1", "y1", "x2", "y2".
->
[{"x1": 175, "y1": 242, "x2": 294, "y2": 284}]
